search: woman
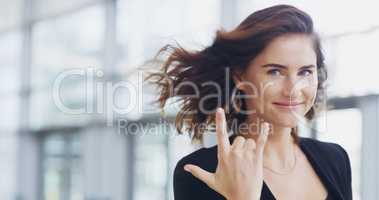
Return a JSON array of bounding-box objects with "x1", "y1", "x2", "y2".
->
[{"x1": 147, "y1": 4, "x2": 352, "y2": 200}]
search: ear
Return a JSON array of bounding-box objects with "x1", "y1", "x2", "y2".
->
[{"x1": 232, "y1": 71, "x2": 245, "y2": 90}]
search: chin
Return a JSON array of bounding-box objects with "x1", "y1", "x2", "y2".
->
[
  {"x1": 276, "y1": 121, "x2": 298, "y2": 129},
  {"x1": 268, "y1": 115, "x2": 299, "y2": 128}
]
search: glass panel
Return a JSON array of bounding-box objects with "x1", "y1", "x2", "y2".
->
[
  {"x1": 317, "y1": 108, "x2": 362, "y2": 200},
  {"x1": 0, "y1": 32, "x2": 21, "y2": 94},
  {"x1": 0, "y1": 0, "x2": 22, "y2": 30},
  {"x1": 42, "y1": 133, "x2": 82, "y2": 200},
  {"x1": 69, "y1": 134, "x2": 82, "y2": 155},
  {"x1": 0, "y1": 95, "x2": 19, "y2": 131},
  {"x1": 116, "y1": 2, "x2": 221, "y2": 199},
  {"x1": 43, "y1": 157, "x2": 65, "y2": 200},
  {"x1": 70, "y1": 159, "x2": 84, "y2": 200},
  {"x1": 0, "y1": 30, "x2": 20, "y2": 200},
  {"x1": 116, "y1": 0, "x2": 221, "y2": 73},
  {"x1": 328, "y1": 31, "x2": 379, "y2": 97},
  {"x1": 33, "y1": 0, "x2": 99, "y2": 20},
  {"x1": 43, "y1": 134, "x2": 65, "y2": 155},
  {"x1": 134, "y1": 124, "x2": 168, "y2": 200},
  {"x1": 29, "y1": 81, "x2": 92, "y2": 129},
  {"x1": 0, "y1": 132, "x2": 17, "y2": 200},
  {"x1": 32, "y1": 5, "x2": 103, "y2": 89},
  {"x1": 115, "y1": 0, "x2": 221, "y2": 131},
  {"x1": 31, "y1": 5, "x2": 104, "y2": 128}
]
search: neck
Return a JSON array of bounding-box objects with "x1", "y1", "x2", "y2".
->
[
  {"x1": 242, "y1": 117, "x2": 297, "y2": 171},
  {"x1": 262, "y1": 126, "x2": 296, "y2": 170}
]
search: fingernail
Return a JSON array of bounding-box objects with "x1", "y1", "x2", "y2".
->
[
  {"x1": 265, "y1": 123, "x2": 269, "y2": 131},
  {"x1": 184, "y1": 165, "x2": 190, "y2": 172},
  {"x1": 217, "y1": 107, "x2": 223, "y2": 113},
  {"x1": 261, "y1": 122, "x2": 266, "y2": 131},
  {"x1": 262, "y1": 122, "x2": 269, "y2": 134}
]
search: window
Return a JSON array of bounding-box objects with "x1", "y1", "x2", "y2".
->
[
  {"x1": 30, "y1": 5, "x2": 104, "y2": 129},
  {"x1": 0, "y1": 31, "x2": 21, "y2": 199},
  {"x1": 317, "y1": 108, "x2": 362, "y2": 200},
  {"x1": 133, "y1": 123, "x2": 169, "y2": 200},
  {"x1": 328, "y1": 31, "x2": 379, "y2": 97},
  {"x1": 116, "y1": 1, "x2": 221, "y2": 199},
  {"x1": 42, "y1": 132, "x2": 83, "y2": 200}
]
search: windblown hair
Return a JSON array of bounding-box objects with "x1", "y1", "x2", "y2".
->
[{"x1": 146, "y1": 4, "x2": 327, "y2": 144}]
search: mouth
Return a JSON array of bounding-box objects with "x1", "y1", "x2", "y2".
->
[{"x1": 273, "y1": 102, "x2": 304, "y2": 109}]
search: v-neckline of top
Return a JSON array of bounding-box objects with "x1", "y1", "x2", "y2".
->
[{"x1": 260, "y1": 137, "x2": 331, "y2": 200}]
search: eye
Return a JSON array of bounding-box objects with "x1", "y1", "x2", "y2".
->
[
  {"x1": 267, "y1": 69, "x2": 281, "y2": 76},
  {"x1": 299, "y1": 69, "x2": 313, "y2": 76}
]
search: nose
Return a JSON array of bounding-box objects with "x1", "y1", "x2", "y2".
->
[{"x1": 281, "y1": 76, "x2": 301, "y2": 98}]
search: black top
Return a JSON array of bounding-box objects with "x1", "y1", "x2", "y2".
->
[{"x1": 173, "y1": 135, "x2": 353, "y2": 200}]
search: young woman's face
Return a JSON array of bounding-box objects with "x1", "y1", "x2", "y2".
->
[{"x1": 235, "y1": 34, "x2": 318, "y2": 128}]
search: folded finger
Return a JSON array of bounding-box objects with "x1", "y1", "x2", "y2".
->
[
  {"x1": 243, "y1": 138, "x2": 256, "y2": 151},
  {"x1": 231, "y1": 136, "x2": 245, "y2": 151},
  {"x1": 256, "y1": 122, "x2": 269, "y2": 159}
]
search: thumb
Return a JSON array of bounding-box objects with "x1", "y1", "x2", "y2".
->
[{"x1": 184, "y1": 164, "x2": 215, "y2": 187}]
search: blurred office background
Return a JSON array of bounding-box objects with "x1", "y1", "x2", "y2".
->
[{"x1": 0, "y1": 0, "x2": 378, "y2": 200}]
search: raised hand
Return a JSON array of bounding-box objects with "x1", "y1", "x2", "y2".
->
[{"x1": 184, "y1": 108, "x2": 270, "y2": 200}]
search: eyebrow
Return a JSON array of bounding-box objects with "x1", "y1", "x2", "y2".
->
[{"x1": 261, "y1": 63, "x2": 316, "y2": 70}]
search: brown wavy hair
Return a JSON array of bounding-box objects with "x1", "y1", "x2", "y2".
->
[{"x1": 145, "y1": 4, "x2": 327, "y2": 144}]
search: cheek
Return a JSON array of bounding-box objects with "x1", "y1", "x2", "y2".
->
[
  {"x1": 298, "y1": 76, "x2": 318, "y2": 99},
  {"x1": 306, "y1": 72, "x2": 318, "y2": 87},
  {"x1": 242, "y1": 81, "x2": 276, "y2": 112},
  {"x1": 306, "y1": 77, "x2": 318, "y2": 95},
  {"x1": 303, "y1": 85, "x2": 318, "y2": 107},
  {"x1": 257, "y1": 84, "x2": 278, "y2": 107}
]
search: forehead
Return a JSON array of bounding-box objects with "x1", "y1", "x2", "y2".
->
[{"x1": 251, "y1": 34, "x2": 317, "y2": 69}]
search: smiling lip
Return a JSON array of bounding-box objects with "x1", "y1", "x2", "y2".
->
[{"x1": 273, "y1": 102, "x2": 304, "y2": 107}]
